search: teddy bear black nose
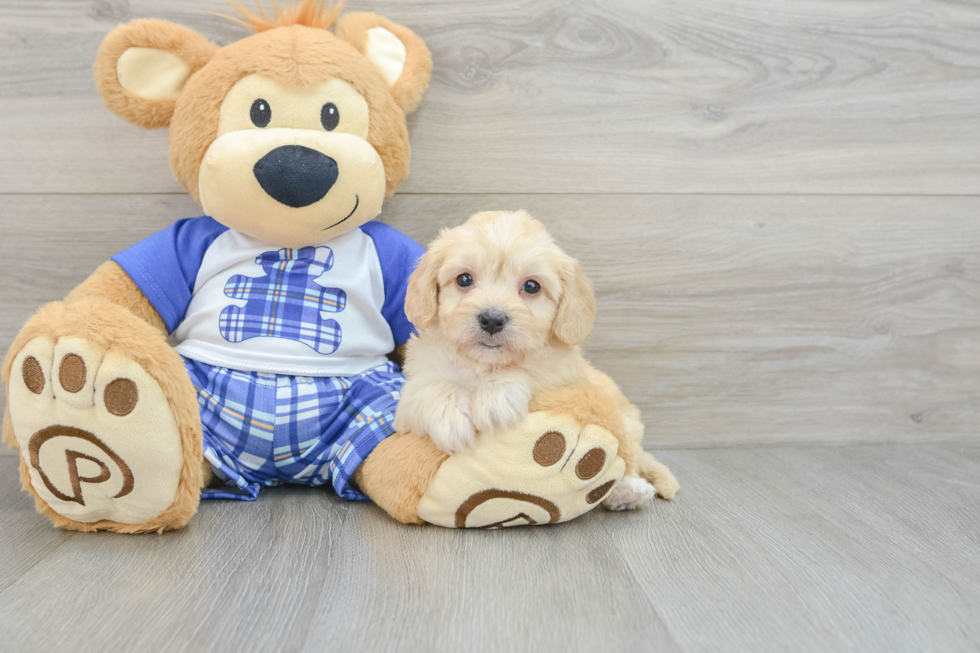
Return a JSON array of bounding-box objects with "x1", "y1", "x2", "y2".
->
[
  {"x1": 478, "y1": 310, "x2": 508, "y2": 335},
  {"x1": 253, "y1": 145, "x2": 338, "y2": 208}
]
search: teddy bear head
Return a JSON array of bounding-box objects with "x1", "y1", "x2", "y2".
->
[{"x1": 94, "y1": 1, "x2": 431, "y2": 248}]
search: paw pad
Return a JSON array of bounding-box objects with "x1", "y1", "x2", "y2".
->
[
  {"x1": 575, "y1": 448, "x2": 606, "y2": 480},
  {"x1": 22, "y1": 356, "x2": 45, "y2": 394},
  {"x1": 532, "y1": 431, "x2": 565, "y2": 466},
  {"x1": 104, "y1": 378, "x2": 138, "y2": 416},
  {"x1": 587, "y1": 480, "x2": 616, "y2": 504},
  {"x1": 58, "y1": 353, "x2": 86, "y2": 393}
]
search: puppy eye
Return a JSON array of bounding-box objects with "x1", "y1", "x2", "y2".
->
[
  {"x1": 523, "y1": 280, "x2": 541, "y2": 294},
  {"x1": 250, "y1": 99, "x2": 271, "y2": 128},
  {"x1": 321, "y1": 102, "x2": 340, "y2": 131},
  {"x1": 457, "y1": 273, "x2": 473, "y2": 288}
]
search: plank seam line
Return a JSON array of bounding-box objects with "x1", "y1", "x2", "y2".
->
[{"x1": 3, "y1": 192, "x2": 980, "y2": 198}]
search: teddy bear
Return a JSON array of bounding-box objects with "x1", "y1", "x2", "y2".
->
[{"x1": 1, "y1": 0, "x2": 641, "y2": 532}]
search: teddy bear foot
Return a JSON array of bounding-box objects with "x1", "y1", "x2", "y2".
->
[
  {"x1": 3, "y1": 301, "x2": 202, "y2": 532},
  {"x1": 417, "y1": 411, "x2": 626, "y2": 528}
]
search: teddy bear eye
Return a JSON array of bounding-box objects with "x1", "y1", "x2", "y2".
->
[
  {"x1": 522, "y1": 280, "x2": 541, "y2": 294},
  {"x1": 457, "y1": 273, "x2": 473, "y2": 288},
  {"x1": 250, "y1": 99, "x2": 271, "y2": 128},
  {"x1": 321, "y1": 102, "x2": 340, "y2": 131}
]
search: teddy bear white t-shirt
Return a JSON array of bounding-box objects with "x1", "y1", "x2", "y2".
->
[{"x1": 112, "y1": 217, "x2": 423, "y2": 377}]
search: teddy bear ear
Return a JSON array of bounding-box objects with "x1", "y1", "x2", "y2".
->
[
  {"x1": 94, "y1": 19, "x2": 218, "y2": 129},
  {"x1": 335, "y1": 13, "x2": 433, "y2": 114}
]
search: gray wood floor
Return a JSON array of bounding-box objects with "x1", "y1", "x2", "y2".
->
[
  {"x1": 2, "y1": 0, "x2": 980, "y2": 651},
  {"x1": 2, "y1": 443, "x2": 980, "y2": 652}
]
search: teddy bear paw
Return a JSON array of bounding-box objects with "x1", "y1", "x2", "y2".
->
[
  {"x1": 7, "y1": 335, "x2": 184, "y2": 525},
  {"x1": 416, "y1": 412, "x2": 626, "y2": 528}
]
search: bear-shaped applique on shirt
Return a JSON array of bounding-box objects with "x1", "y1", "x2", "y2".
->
[{"x1": 218, "y1": 246, "x2": 347, "y2": 354}]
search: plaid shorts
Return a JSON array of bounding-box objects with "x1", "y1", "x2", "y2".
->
[{"x1": 183, "y1": 358, "x2": 403, "y2": 502}]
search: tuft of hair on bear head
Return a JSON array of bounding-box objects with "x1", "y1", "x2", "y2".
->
[{"x1": 218, "y1": 0, "x2": 344, "y2": 33}]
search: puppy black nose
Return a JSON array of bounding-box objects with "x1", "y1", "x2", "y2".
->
[
  {"x1": 478, "y1": 310, "x2": 508, "y2": 335},
  {"x1": 253, "y1": 145, "x2": 338, "y2": 208}
]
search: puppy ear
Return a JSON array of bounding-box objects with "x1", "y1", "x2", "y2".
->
[
  {"x1": 94, "y1": 19, "x2": 218, "y2": 129},
  {"x1": 405, "y1": 247, "x2": 441, "y2": 331},
  {"x1": 552, "y1": 258, "x2": 597, "y2": 345},
  {"x1": 335, "y1": 13, "x2": 433, "y2": 114}
]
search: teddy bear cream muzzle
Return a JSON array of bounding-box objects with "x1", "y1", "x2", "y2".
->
[{"x1": 199, "y1": 128, "x2": 386, "y2": 248}]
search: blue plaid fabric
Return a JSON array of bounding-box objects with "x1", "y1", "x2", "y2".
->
[
  {"x1": 183, "y1": 357, "x2": 403, "y2": 501},
  {"x1": 219, "y1": 246, "x2": 347, "y2": 354}
]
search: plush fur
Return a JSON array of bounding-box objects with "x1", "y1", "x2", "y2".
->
[
  {"x1": 1, "y1": 405, "x2": 15, "y2": 452},
  {"x1": 335, "y1": 12, "x2": 432, "y2": 114},
  {"x1": 221, "y1": 0, "x2": 344, "y2": 32},
  {"x1": 223, "y1": 0, "x2": 433, "y2": 115},
  {"x1": 66, "y1": 262, "x2": 168, "y2": 334},
  {"x1": 95, "y1": 19, "x2": 218, "y2": 129},
  {"x1": 352, "y1": 431, "x2": 449, "y2": 524},
  {"x1": 397, "y1": 211, "x2": 679, "y2": 506}
]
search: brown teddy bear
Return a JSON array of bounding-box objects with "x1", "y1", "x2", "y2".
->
[{"x1": 1, "y1": 0, "x2": 650, "y2": 532}]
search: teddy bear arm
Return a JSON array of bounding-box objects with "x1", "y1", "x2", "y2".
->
[{"x1": 65, "y1": 261, "x2": 167, "y2": 335}]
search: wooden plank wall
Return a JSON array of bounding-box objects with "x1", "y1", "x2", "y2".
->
[{"x1": 1, "y1": 0, "x2": 979, "y2": 450}]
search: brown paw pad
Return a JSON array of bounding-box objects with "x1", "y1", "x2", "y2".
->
[
  {"x1": 59, "y1": 354, "x2": 86, "y2": 393},
  {"x1": 532, "y1": 430, "x2": 565, "y2": 466},
  {"x1": 22, "y1": 356, "x2": 45, "y2": 394},
  {"x1": 587, "y1": 480, "x2": 616, "y2": 504},
  {"x1": 104, "y1": 378, "x2": 139, "y2": 416},
  {"x1": 576, "y1": 448, "x2": 606, "y2": 480}
]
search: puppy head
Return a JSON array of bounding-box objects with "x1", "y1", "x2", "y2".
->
[{"x1": 406, "y1": 210, "x2": 596, "y2": 365}]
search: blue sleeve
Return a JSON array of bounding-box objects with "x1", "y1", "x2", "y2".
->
[
  {"x1": 111, "y1": 217, "x2": 228, "y2": 334},
  {"x1": 360, "y1": 221, "x2": 426, "y2": 346}
]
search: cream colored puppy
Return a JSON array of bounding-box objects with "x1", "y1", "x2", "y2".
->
[{"x1": 395, "y1": 210, "x2": 679, "y2": 509}]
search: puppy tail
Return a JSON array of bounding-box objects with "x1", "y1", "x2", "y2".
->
[{"x1": 636, "y1": 451, "x2": 680, "y2": 500}]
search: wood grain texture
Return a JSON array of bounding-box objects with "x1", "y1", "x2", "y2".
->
[
  {"x1": 2, "y1": 443, "x2": 978, "y2": 652},
  {"x1": 2, "y1": 0, "x2": 980, "y2": 194},
  {"x1": 2, "y1": 193, "x2": 978, "y2": 452}
]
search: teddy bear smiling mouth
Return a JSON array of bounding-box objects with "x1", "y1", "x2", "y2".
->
[{"x1": 322, "y1": 194, "x2": 359, "y2": 231}]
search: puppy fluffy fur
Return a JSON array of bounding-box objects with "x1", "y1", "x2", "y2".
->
[{"x1": 396, "y1": 210, "x2": 678, "y2": 508}]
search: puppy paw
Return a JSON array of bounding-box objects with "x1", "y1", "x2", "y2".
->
[
  {"x1": 603, "y1": 476, "x2": 657, "y2": 511},
  {"x1": 471, "y1": 381, "x2": 531, "y2": 434},
  {"x1": 426, "y1": 394, "x2": 476, "y2": 454}
]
